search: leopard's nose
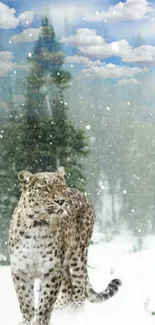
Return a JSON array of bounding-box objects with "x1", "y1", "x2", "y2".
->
[{"x1": 54, "y1": 199, "x2": 65, "y2": 206}]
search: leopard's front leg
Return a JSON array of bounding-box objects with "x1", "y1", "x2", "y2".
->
[
  {"x1": 32, "y1": 266, "x2": 62, "y2": 325},
  {"x1": 11, "y1": 270, "x2": 35, "y2": 325}
]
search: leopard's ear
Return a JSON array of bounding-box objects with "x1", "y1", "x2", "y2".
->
[
  {"x1": 18, "y1": 170, "x2": 33, "y2": 184},
  {"x1": 57, "y1": 166, "x2": 65, "y2": 177}
]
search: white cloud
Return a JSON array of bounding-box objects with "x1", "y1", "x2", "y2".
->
[
  {"x1": 65, "y1": 55, "x2": 103, "y2": 67},
  {"x1": 86, "y1": 0, "x2": 153, "y2": 22},
  {"x1": 0, "y1": 3, "x2": 34, "y2": 29},
  {"x1": 79, "y1": 63, "x2": 148, "y2": 79},
  {"x1": 0, "y1": 51, "x2": 28, "y2": 78},
  {"x1": 0, "y1": 51, "x2": 14, "y2": 62},
  {"x1": 62, "y1": 28, "x2": 132, "y2": 59},
  {"x1": 79, "y1": 39, "x2": 132, "y2": 59},
  {"x1": 122, "y1": 45, "x2": 155, "y2": 64},
  {"x1": 117, "y1": 78, "x2": 141, "y2": 85},
  {"x1": 11, "y1": 28, "x2": 41, "y2": 43},
  {"x1": 19, "y1": 11, "x2": 34, "y2": 26},
  {"x1": 0, "y1": 2, "x2": 19, "y2": 29},
  {"x1": 62, "y1": 28, "x2": 105, "y2": 47},
  {"x1": 63, "y1": 28, "x2": 155, "y2": 65}
]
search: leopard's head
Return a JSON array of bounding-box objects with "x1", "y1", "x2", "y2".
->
[{"x1": 18, "y1": 167, "x2": 67, "y2": 215}]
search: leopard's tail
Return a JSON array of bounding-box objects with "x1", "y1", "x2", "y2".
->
[{"x1": 86, "y1": 276, "x2": 122, "y2": 303}]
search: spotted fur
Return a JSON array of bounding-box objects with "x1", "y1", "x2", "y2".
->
[{"x1": 8, "y1": 167, "x2": 122, "y2": 325}]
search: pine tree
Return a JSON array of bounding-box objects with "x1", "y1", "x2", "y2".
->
[{"x1": 18, "y1": 17, "x2": 89, "y2": 189}]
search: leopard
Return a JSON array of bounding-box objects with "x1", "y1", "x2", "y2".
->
[{"x1": 8, "y1": 166, "x2": 122, "y2": 325}]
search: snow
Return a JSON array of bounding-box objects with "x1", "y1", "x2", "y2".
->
[{"x1": 1, "y1": 234, "x2": 155, "y2": 325}]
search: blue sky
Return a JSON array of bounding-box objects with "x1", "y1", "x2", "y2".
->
[{"x1": 0, "y1": 0, "x2": 155, "y2": 84}]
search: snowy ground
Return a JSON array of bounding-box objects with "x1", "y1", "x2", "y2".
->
[{"x1": 1, "y1": 234, "x2": 155, "y2": 325}]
